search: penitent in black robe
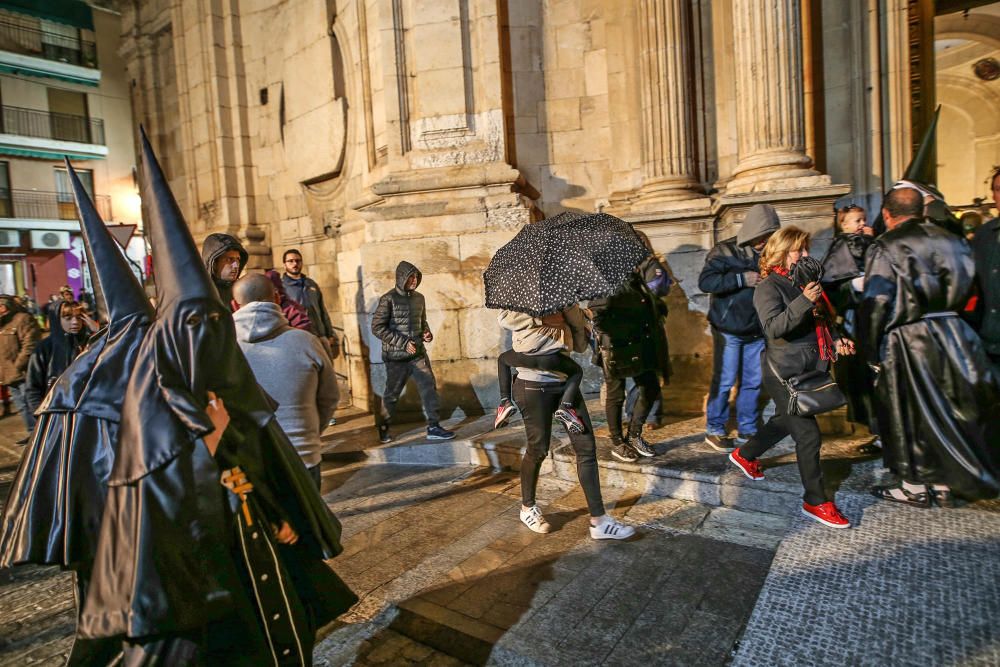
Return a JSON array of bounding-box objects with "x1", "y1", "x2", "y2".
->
[{"x1": 859, "y1": 218, "x2": 1000, "y2": 497}]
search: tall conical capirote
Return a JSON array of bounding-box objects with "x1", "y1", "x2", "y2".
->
[
  {"x1": 65, "y1": 158, "x2": 152, "y2": 322},
  {"x1": 138, "y1": 126, "x2": 220, "y2": 310},
  {"x1": 902, "y1": 105, "x2": 941, "y2": 187}
]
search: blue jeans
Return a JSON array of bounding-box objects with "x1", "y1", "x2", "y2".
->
[
  {"x1": 705, "y1": 330, "x2": 764, "y2": 436},
  {"x1": 8, "y1": 381, "x2": 35, "y2": 433}
]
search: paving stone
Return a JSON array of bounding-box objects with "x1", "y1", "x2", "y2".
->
[{"x1": 733, "y1": 496, "x2": 1000, "y2": 666}]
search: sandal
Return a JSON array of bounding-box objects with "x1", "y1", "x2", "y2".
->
[{"x1": 871, "y1": 484, "x2": 931, "y2": 508}]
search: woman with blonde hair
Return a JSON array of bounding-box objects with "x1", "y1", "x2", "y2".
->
[{"x1": 728, "y1": 226, "x2": 855, "y2": 528}]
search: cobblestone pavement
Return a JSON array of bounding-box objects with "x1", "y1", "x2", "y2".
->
[
  {"x1": 733, "y1": 492, "x2": 1000, "y2": 666},
  {"x1": 3, "y1": 406, "x2": 999, "y2": 666}
]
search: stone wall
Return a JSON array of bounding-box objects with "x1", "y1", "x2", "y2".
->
[{"x1": 118, "y1": 0, "x2": 927, "y2": 424}]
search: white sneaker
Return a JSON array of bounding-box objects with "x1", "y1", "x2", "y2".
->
[
  {"x1": 589, "y1": 515, "x2": 635, "y2": 540},
  {"x1": 519, "y1": 505, "x2": 551, "y2": 534}
]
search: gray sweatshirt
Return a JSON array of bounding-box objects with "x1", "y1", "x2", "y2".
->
[{"x1": 234, "y1": 301, "x2": 339, "y2": 467}]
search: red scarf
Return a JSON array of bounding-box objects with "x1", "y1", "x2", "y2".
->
[{"x1": 770, "y1": 265, "x2": 838, "y2": 361}]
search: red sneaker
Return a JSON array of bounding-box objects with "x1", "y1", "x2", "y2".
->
[
  {"x1": 494, "y1": 400, "x2": 517, "y2": 429},
  {"x1": 729, "y1": 448, "x2": 764, "y2": 480},
  {"x1": 801, "y1": 501, "x2": 851, "y2": 529}
]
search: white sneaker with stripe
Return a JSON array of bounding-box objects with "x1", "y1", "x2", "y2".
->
[
  {"x1": 589, "y1": 515, "x2": 635, "y2": 540},
  {"x1": 519, "y1": 505, "x2": 551, "y2": 534}
]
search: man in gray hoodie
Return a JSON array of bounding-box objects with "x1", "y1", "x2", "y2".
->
[{"x1": 233, "y1": 273, "x2": 339, "y2": 488}]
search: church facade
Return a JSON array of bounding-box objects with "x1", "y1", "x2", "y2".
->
[{"x1": 117, "y1": 0, "x2": 1000, "y2": 416}]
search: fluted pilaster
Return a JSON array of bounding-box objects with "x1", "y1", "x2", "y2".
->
[
  {"x1": 728, "y1": 0, "x2": 820, "y2": 193},
  {"x1": 633, "y1": 0, "x2": 703, "y2": 207}
]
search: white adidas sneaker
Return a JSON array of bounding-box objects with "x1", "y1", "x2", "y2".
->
[
  {"x1": 519, "y1": 505, "x2": 551, "y2": 534},
  {"x1": 589, "y1": 515, "x2": 636, "y2": 540}
]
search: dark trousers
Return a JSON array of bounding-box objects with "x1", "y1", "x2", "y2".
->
[
  {"x1": 498, "y1": 349, "x2": 582, "y2": 405},
  {"x1": 739, "y1": 364, "x2": 827, "y2": 506},
  {"x1": 513, "y1": 379, "x2": 604, "y2": 517},
  {"x1": 605, "y1": 370, "x2": 659, "y2": 442},
  {"x1": 380, "y1": 354, "x2": 440, "y2": 425},
  {"x1": 8, "y1": 381, "x2": 34, "y2": 432},
  {"x1": 307, "y1": 464, "x2": 321, "y2": 491}
]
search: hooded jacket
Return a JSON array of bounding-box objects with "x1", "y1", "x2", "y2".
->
[
  {"x1": 200, "y1": 233, "x2": 248, "y2": 309},
  {"x1": 698, "y1": 204, "x2": 780, "y2": 337},
  {"x1": 234, "y1": 301, "x2": 338, "y2": 467},
  {"x1": 371, "y1": 261, "x2": 430, "y2": 362},
  {"x1": 24, "y1": 321, "x2": 89, "y2": 412}
]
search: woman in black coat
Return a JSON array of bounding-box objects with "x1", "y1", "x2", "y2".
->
[
  {"x1": 821, "y1": 205, "x2": 877, "y2": 437},
  {"x1": 728, "y1": 226, "x2": 855, "y2": 529}
]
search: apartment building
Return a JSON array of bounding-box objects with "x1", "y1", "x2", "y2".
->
[{"x1": 0, "y1": 0, "x2": 139, "y2": 307}]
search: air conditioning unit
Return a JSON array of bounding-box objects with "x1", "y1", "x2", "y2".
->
[
  {"x1": 30, "y1": 230, "x2": 71, "y2": 250},
  {"x1": 0, "y1": 230, "x2": 19, "y2": 247}
]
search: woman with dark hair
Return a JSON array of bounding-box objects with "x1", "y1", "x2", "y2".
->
[
  {"x1": 729, "y1": 227, "x2": 855, "y2": 529},
  {"x1": 821, "y1": 205, "x2": 877, "y2": 439}
]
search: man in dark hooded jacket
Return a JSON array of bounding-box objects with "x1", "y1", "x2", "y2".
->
[
  {"x1": 697, "y1": 203, "x2": 779, "y2": 452},
  {"x1": 201, "y1": 232, "x2": 248, "y2": 309},
  {"x1": 371, "y1": 261, "x2": 454, "y2": 443}
]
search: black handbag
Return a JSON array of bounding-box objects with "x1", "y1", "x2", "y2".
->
[{"x1": 767, "y1": 358, "x2": 846, "y2": 417}]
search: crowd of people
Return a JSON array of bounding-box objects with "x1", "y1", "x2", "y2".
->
[{"x1": 0, "y1": 130, "x2": 998, "y2": 661}]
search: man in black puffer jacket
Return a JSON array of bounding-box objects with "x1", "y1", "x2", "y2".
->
[
  {"x1": 698, "y1": 203, "x2": 779, "y2": 452},
  {"x1": 371, "y1": 261, "x2": 454, "y2": 443}
]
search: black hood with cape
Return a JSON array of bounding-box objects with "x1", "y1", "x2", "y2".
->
[
  {"x1": 0, "y1": 160, "x2": 153, "y2": 570},
  {"x1": 859, "y1": 218, "x2": 1000, "y2": 498},
  {"x1": 80, "y1": 129, "x2": 351, "y2": 645}
]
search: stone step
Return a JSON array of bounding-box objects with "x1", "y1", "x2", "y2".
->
[{"x1": 320, "y1": 398, "x2": 885, "y2": 520}]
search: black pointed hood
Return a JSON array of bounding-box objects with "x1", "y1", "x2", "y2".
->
[
  {"x1": 65, "y1": 159, "x2": 150, "y2": 323},
  {"x1": 111, "y1": 128, "x2": 272, "y2": 483},
  {"x1": 139, "y1": 127, "x2": 220, "y2": 311},
  {"x1": 902, "y1": 105, "x2": 940, "y2": 188}
]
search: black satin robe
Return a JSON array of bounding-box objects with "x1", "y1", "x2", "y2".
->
[
  {"x1": 859, "y1": 218, "x2": 1000, "y2": 497},
  {"x1": 0, "y1": 311, "x2": 151, "y2": 569},
  {"x1": 79, "y1": 297, "x2": 355, "y2": 663}
]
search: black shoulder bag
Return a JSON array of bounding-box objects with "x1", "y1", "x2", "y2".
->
[{"x1": 766, "y1": 357, "x2": 846, "y2": 417}]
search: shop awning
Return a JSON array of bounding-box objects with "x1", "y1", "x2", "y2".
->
[{"x1": 0, "y1": 0, "x2": 94, "y2": 31}]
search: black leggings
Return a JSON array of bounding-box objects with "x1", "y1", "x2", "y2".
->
[
  {"x1": 513, "y1": 379, "x2": 604, "y2": 517},
  {"x1": 498, "y1": 349, "x2": 582, "y2": 406}
]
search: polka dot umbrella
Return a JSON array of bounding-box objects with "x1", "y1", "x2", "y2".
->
[{"x1": 483, "y1": 211, "x2": 650, "y2": 316}]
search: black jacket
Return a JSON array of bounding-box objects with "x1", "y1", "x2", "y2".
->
[
  {"x1": 753, "y1": 271, "x2": 823, "y2": 379},
  {"x1": 282, "y1": 273, "x2": 335, "y2": 339},
  {"x1": 972, "y1": 217, "x2": 1000, "y2": 355},
  {"x1": 698, "y1": 237, "x2": 763, "y2": 337},
  {"x1": 859, "y1": 218, "x2": 999, "y2": 497},
  {"x1": 200, "y1": 233, "x2": 248, "y2": 309},
  {"x1": 589, "y1": 274, "x2": 668, "y2": 380},
  {"x1": 372, "y1": 261, "x2": 430, "y2": 362},
  {"x1": 24, "y1": 327, "x2": 88, "y2": 412}
]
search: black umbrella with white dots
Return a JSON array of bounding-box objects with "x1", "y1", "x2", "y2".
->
[{"x1": 483, "y1": 211, "x2": 650, "y2": 316}]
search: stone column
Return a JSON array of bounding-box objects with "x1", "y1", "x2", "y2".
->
[
  {"x1": 632, "y1": 0, "x2": 706, "y2": 209},
  {"x1": 727, "y1": 0, "x2": 821, "y2": 193}
]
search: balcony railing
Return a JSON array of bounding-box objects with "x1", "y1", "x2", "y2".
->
[
  {"x1": 0, "y1": 105, "x2": 104, "y2": 145},
  {"x1": 0, "y1": 20, "x2": 97, "y2": 69},
  {"x1": 0, "y1": 188, "x2": 111, "y2": 221}
]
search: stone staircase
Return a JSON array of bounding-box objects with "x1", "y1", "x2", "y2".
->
[{"x1": 321, "y1": 398, "x2": 885, "y2": 521}]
